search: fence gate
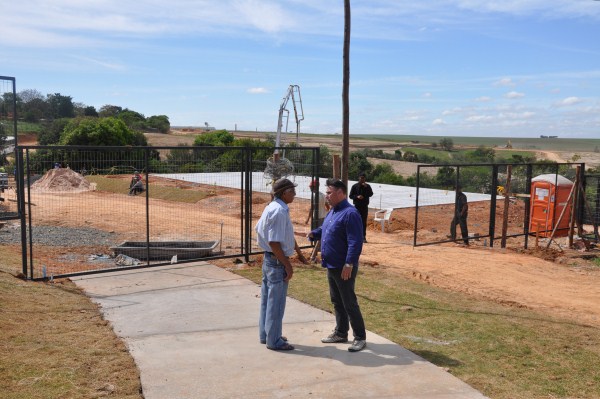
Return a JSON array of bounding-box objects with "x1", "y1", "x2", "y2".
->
[{"x1": 4, "y1": 145, "x2": 319, "y2": 280}]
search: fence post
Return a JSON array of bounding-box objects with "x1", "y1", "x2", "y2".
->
[
  {"x1": 501, "y1": 165, "x2": 512, "y2": 248},
  {"x1": 244, "y1": 148, "x2": 252, "y2": 262},
  {"x1": 413, "y1": 165, "x2": 421, "y2": 247},
  {"x1": 523, "y1": 164, "x2": 532, "y2": 249},
  {"x1": 144, "y1": 148, "x2": 150, "y2": 266},
  {"x1": 17, "y1": 148, "x2": 28, "y2": 278},
  {"x1": 489, "y1": 165, "x2": 498, "y2": 248}
]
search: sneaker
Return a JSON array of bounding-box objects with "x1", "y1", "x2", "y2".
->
[
  {"x1": 321, "y1": 332, "x2": 348, "y2": 343},
  {"x1": 260, "y1": 336, "x2": 287, "y2": 345},
  {"x1": 348, "y1": 339, "x2": 367, "y2": 352}
]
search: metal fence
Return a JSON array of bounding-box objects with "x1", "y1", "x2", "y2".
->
[
  {"x1": 414, "y1": 162, "x2": 586, "y2": 248},
  {"x1": 582, "y1": 174, "x2": 600, "y2": 241},
  {"x1": 4, "y1": 145, "x2": 320, "y2": 279},
  {"x1": 0, "y1": 76, "x2": 20, "y2": 221}
]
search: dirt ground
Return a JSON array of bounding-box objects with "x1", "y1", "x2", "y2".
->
[
  {"x1": 8, "y1": 131, "x2": 600, "y2": 330},
  {"x1": 7, "y1": 174, "x2": 598, "y2": 330}
]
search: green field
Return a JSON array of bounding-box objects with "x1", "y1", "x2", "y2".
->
[{"x1": 350, "y1": 134, "x2": 600, "y2": 152}]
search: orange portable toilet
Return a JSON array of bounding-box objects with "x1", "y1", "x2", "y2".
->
[{"x1": 529, "y1": 174, "x2": 573, "y2": 237}]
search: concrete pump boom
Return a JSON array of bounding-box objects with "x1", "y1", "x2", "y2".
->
[{"x1": 274, "y1": 85, "x2": 304, "y2": 157}]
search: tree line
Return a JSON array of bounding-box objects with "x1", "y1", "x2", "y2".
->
[{"x1": 0, "y1": 89, "x2": 170, "y2": 134}]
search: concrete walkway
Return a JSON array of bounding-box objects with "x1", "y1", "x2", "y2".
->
[{"x1": 72, "y1": 262, "x2": 488, "y2": 399}]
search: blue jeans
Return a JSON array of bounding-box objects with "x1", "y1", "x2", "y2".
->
[
  {"x1": 327, "y1": 266, "x2": 366, "y2": 340},
  {"x1": 259, "y1": 252, "x2": 289, "y2": 348}
]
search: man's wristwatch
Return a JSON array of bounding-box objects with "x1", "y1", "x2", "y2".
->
[{"x1": 344, "y1": 263, "x2": 353, "y2": 269}]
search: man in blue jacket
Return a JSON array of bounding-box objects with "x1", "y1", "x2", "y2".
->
[{"x1": 308, "y1": 178, "x2": 367, "y2": 352}]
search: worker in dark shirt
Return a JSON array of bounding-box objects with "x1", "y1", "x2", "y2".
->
[
  {"x1": 450, "y1": 185, "x2": 469, "y2": 245},
  {"x1": 349, "y1": 172, "x2": 373, "y2": 243}
]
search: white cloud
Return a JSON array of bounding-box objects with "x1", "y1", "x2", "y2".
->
[
  {"x1": 474, "y1": 96, "x2": 492, "y2": 102},
  {"x1": 432, "y1": 118, "x2": 446, "y2": 125},
  {"x1": 422, "y1": 92, "x2": 432, "y2": 98},
  {"x1": 494, "y1": 77, "x2": 515, "y2": 87},
  {"x1": 466, "y1": 115, "x2": 494, "y2": 122},
  {"x1": 556, "y1": 96, "x2": 583, "y2": 106},
  {"x1": 505, "y1": 91, "x2": 525, "y2": 99},
  {"x1": 247, "y1": 87, "x2": 269, "y2": 94},
  {"x1": 234, "y1": 0, "x2": 289, "y2": 33}
]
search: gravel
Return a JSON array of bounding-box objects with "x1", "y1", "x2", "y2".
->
[{"x1": 0, "y1": 222, "x2": 118, "y2": 247}]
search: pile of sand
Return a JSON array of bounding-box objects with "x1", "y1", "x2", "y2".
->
[{"x1": 31, "y1": 168, "x2": 92, "y2": 193}]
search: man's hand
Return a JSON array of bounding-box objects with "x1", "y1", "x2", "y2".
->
[{"x1": 341, "y1": 266, "x2": 353, "y2": 280}]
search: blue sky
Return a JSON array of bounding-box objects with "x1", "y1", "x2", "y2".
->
[{"x1": 2, "y1": 0, "x2": 600, "y2": 138}]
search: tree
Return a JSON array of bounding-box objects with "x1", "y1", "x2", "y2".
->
[
  {"x1": 465, "y1": 146, "x2": 495, "y2": 163},
  {"x1": 147, "y1": 115, "x2": 170, "y2": 133},
  {"x1": 84, "y1": 106, "x2": 99, "y2": 117},
  {"x1": 439, "y1": 137, "x2": 454, "y2": 151},
  {"x1": 348, "y1": 151, "x2": 372, "y2": 179},
  {"x1": 435, "y1": 166, "x2": 456, "y2": 189},
  {"x1": 118, "y1": 109, "x2": 146, "y2": 131},
  {"x1": 403, "y1": 150, "x2": 418, "y2": 162},
  {"x1": 47, "y1": 93, "x2": 75, "y2": 119},
  {"x1": 193, "y1": 130, "x2": 235, "y2": 147},
  {"x1": 22, "y1": 97, "x2": 48, "y2": 122},
  {"x1": 98, "y1": 105, "x2": 122, "y2": 118},
  {"x1": 59, "y1": 117, "x2": 147, "y2": 146},
  {"x1": 38, "y1": 118, "x2": 71, "y2": 145}
]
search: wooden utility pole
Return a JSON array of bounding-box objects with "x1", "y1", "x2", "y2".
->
[
  {"x1": 333, "y1": 155, "x2": 341, "y2": 179},
  {"x1": 341, "y1": 0, "x2": 351, "y2": 187}
]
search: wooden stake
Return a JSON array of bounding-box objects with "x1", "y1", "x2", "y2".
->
[
  {"x1": 310, "y1": 240, "x2": 320, "y2": 262},
  {"x1": 568, "y1": 166, "x2": 580, "y2": 248},
  {"x1": 546, "y1": 181, "x2": 577, "y2": 249}
]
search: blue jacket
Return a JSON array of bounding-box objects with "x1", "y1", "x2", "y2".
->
[{"x1": 310, "y1": 199, "x2": 363, "y2": 269}]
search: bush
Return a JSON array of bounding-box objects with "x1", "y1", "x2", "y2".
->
[{"x1": 60, "y1": 117, "x2": 148, "y2": 146}]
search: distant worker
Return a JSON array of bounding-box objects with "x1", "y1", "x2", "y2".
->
[
  {"x1": 450, "y1": 185, "x2": 469, "y2": 245},
  {"x1": 349, "y1": 172, "x2": 373, "y2": 243},
  {"x1": 128, "y1": 171, "x2": 145, "y2": 196},
  {"x1": 54, "y1": 162, "x2": 61, "y2": 169}
]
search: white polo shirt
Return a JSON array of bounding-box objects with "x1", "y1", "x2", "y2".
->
[{"x1": 255, "y1": 198, "x2": 296, "y2": 257}]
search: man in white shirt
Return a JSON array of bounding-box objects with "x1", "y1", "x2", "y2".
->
[{"x1": 256, "y1": 178, "x2": 307, "y2": 350}]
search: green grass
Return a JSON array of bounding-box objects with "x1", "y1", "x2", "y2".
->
[
  {"x1": 235, "y1": 264, "x2": 600, "y2": 399},
  {"x1": 354, "y1": 134, "x2": 600, "y2": 152},
  {"x1": 17, "y1": 121, "x2": 42, "y2": 133},
  {"x1": 86, "y1": 175, "x2": 212, "y2": 203},
  {"x1": 398, "y1": 147, "x2": 536, "y2": 163},
  {"x1": 399, "y1": 147, "x2": 452, "y2": 161}
]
